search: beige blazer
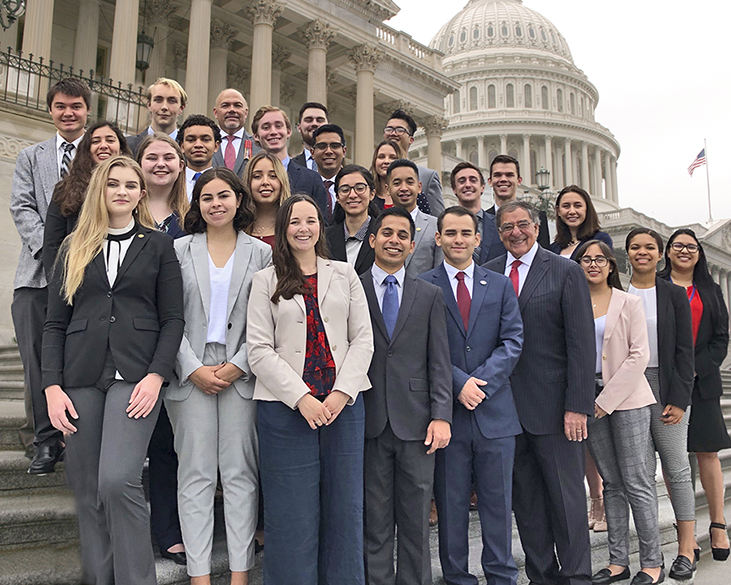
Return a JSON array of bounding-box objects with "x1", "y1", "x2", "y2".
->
[
  {"x1": 246, "y1": 257, "x2": 374, "y2": 409},
  {"x1": 595, "y1": 289, "x2": 656, "y2": 415}
]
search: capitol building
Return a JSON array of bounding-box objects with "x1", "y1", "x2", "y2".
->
[{"x1": 0, "y1": 0, "x2": 728, "y2": 342}]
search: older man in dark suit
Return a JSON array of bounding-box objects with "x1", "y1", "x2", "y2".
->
[
  {"x1": 211, "y1": 88, "x2": 260, "y2": 177},
  {"x1": 485, "y1": 200, "x2": 595, "y2": 585},
  {"x1": 361, "y1": 206, "x2": 452, "y2": 585}
]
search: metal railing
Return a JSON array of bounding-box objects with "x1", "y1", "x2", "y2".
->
[{"x1": 0, "y1": 46, "x2": 147, "y2": 135}]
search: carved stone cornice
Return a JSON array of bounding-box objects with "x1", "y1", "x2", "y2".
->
[
  {"x1": 0, "y1": 133, "x2": 34, "y2": 161},
  {"x1": 422, "y1": 115, "x2": 449, "y2": 138},
  {"x1": 211, "y1": 19, "x2": 236, "y2": 50},
  {"x1": 349, "y1": 44, "x2": 383, "y2": 74},
  {"x1": 326, "y1": 66, "x2": 337, "y2": 91},
  {"x1": 381, "y1": 99, "x2": 413, "y2": 116},
  {"x1": 272, "y1": 46, "x2": 291, "y2": 71},
  {"x1": 144, "y1": 0, "x2": 177, "y2": 28},
  {"x1": 173, "y1": 43, "x2": 187, "y2": 69},
  {"x1": 280, "y1": 83, "x2": 295, "y2": 106},
  {"x1": 248, "y1": 0, "x2": 283, "y2": 27},
  {"x1": 302, "y1": 20, "x2": 335, "y2": 51},
  {"x1": 227, "y1": 63, "x2": 250, "y2": 89}
]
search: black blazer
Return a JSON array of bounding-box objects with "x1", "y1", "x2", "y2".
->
[
  {"x1": 287, "y1": 160, "x2": 329, "y2": 223},
  {"x1": 125, "y1": 130, "x2": 148, "y2": 157},
  {"x1": 654, "y1": 277, "x2": 694, "y2": 410},
  {"x1": 549, "y1": 230, "x2": 614, "y2": 260},
  {"x1": 360, "y1": 271, "x2": 453, "y2": 442},
  {"x1": 325, "y1": 220, "x2": 376, "y2": 276},
  {"x1": 291, "y1": 151, "x2": 308, "y2": 169},
  {"x1": 42, "y1": 225, "x2": 184, "y2": 389},
  {"x1": 485, "y1": 246, "x2": 595, "y2": 435},
  {"x1": 43, "y1": 195, "x2": 78, "y2": 281}
]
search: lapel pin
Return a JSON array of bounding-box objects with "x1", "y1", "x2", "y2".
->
[
  {"x1": 480, "y1": 280, "x2": 487, "y2": 285},
  {"x1": 416, "y1": 227, "x2": 422, "y2": 232},
  {"x1": 138, "y1": 234, "x2": 145, "y2": 238}
]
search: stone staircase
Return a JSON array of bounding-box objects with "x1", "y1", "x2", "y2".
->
[{"x1": 0, "y1": 344, "x2": 729, "y2": 584}]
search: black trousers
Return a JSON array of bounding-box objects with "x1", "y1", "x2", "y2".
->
[{"x1": 11, "y1": 287, "x2": 61, "y2": 447}]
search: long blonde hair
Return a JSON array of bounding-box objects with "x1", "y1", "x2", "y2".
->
[
  {"x1": 60, "y1": 156, "x2": 154, "y2": 303},
  {"x1": 136, "y1": 132, "x2": 190, "y2": 222}
]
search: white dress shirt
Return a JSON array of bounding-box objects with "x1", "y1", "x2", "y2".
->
[
  {"x1": 207, "y1": 251, "x2": 235, "y2": 345},
  {"x1": 443, "y1": 260, "x2": 474, "y2": 300},
  {"x1": 147, "y1": 126, "x2": 178, "y2": 141},
  {"x1": 220, "y1": 127, "x2": 245, "y2": 159},
  {"x1": 504, "y1": 241, "x2": 539, "y2": 296},
  {"x1": 55, "y1": 133, "x2": 84, "y2": 173},
  {"x1": 185, "y1": 166, "x2": 212, "y2": 201},
  {"x1": 371, "y1": 264, "x2": 405, "y2": 310},
  {"x1": 628, "y1": 285, "x2": 659, "y2": 367}
]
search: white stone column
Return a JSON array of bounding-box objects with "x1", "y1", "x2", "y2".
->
[
  {"x1": 603, "y1": 150, "x2": 613, "y2": 202},
  {"x1": 544, "y1": 135, "x2": 553, "y2": 190},
  {"x1": 522, "y1": 134, "x2": 531, "y2": 184},
  {"x1": 593, "y1": 148, "x2": 602, "y2": 198},
  {"x1": 349, "y1": 44, "x2": 383, "y2": 166},
  {"x1": 564, "y1": 138, "x2": 573, "y2": 186},
  {"x1": 22, "y1": 0, "x2": 55, "y2": 61},
  {"x1": 500, "y1": 134, "x2": 508, "y2": 155},
  {"x1": 249, "y1": 0, "x2": 282, "y2": 116},
  {"x1": 73, "y1": 0, "x2": 100, "y2": 76},
  {"x1": 303, "y1": 20, "x2": 334, "y2": 106},
  {"x1": 185, "y1": 0, "x2": 213, "y2": 115},
  {"x1": 477, "y1": 135, "x2": 485, "y2": 168},
  {"x1": 208, "y1": 19, "x2": 236, "y2": 115},
  {"x1": 581, "y1": 141, "x2": 590, "y2": 191},
  {"x1": 173, "y1": 43, "x2": 187, "y2": 88},
  {"x1": 610, "y1": 155, "x2": 619, "y2": 203},
  {"x1": 424, "y1": 116, "x2": 448, "y2": 173},
  {"x1": 455, "y1": 138, "x2": 463, "y2": 160},
  {"x1": 144, "y1": 0, "x2": 177, "y2": 86},
  {"x1": 271, "y1": 47, "x2": 290, "y2": 108},
  {"x1": 108, "y1": 0, "x2": 140, "y2": 88}
]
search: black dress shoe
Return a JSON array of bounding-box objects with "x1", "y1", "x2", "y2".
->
[
  {"x1": 630, "y1": 567, "x2": 664, "y2": 585},
  {"x1": 160, "y1": 549, "x2": 187, "y2": 566},
  {"x1": 669, "y1": 554, "x2": 696, "y2": 580},
  {"x1": 592, "y1": 567, "x2": 630, "y2": 584},
  {"x1": 27, "y1": 442, "x2": 65, "y2": 475}
]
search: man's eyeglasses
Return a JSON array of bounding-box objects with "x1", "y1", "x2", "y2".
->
[
  {"x1": 313, "y1": 142, "x2": 344, "y2": 151},
  {"x1": 670, "y1": 242, "x2": 699, "y2": 253},
  {"x1": 337, "y1": 183, "x2": 369, "y2": 196},
  {"x1": 498, "y1": 220, "x2": 533, "y2": 233},
  {"x1": 384, "y1": 126, "x2": 411, "y2": 137},
  {"x1": 579, "y1": 256, "x2": 609, "y2": 267}
]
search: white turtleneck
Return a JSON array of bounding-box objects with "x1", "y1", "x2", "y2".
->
[{"x1": 104, "y1": 219, "x2": 136, "y2": 287}]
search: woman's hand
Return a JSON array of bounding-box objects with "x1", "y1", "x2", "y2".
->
[
  {"x1": 214, "y1": 363, "x2": 244, "y2": 384},
  {"x1": 190, "y1": 365, "x2": 231, "y2": 395},
  {"x1": 594, "y1": 404, "x2": 608, "y2": 419},
  {"x1": 45, "y1": 385, "x2": 78, "y2": 434},
  {"x1": 661, "y1": 404, "x2": 685, "y2": 425},
  {"x1": 297, "y1": 394, "x2": 333, "y2": 430},
  {"x1": 322, "y1": 390, "x2": 350, "y2": 425},
  {"x1": 127, "y1": 373, "x2": 163, "y2": 419}
]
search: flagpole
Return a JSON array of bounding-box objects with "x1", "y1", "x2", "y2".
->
[{"x1": 704, "y1": 138, "x2": 713, "y2": 223}]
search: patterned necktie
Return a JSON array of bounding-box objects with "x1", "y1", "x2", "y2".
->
[
  {"x1": 455, "y1": 271, "x2": 471, "y2": 331},
  {"x1": 382, "y1": 275, "x2": 399, "y2": 338},
  {"x1": 324, "y1": 180, "x2": 334, "y2": 220},
  {"x1": 224, "y1": 135, "x2": 237, "y2": 170},
  {"x1": 509, "y1": 259, "x2": 521, "y2": 296},
  {"x1": 60, "y1": 141, "x2": 75, "y2": 178}
]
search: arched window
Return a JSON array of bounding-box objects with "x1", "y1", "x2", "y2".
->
[
  {"x1": 453, "y1": 89, "x2": 460, "y2": 114},
  {"x1": 469, "y1": 86, "x2": 478, "y2": 111},
  {"x1": 570, "y1": 92, "x2": 576, "y2": 115},
  {"x1": 515, "y1": 24, "x2": 522, "y2": 37},
  {"x1": 540, "y1": 28, "x2": 547, "y2": 41},
  {"x1": 541, "y1": 86, "x2": 549, "y2": 110},
  {"x1": 501, "y1": 22, "x2": 508, "y2": 36},
  {"x1": 448, "y1": 33, "x2": 454, "y2": 47},
  {"x1": 557, "y1": 88, "x2": 563, "y2": 112},
  {"x1": 488, "y1": 149, "x2": 498, "y2": 167},
  {"x1": 550, "y1": 31, "x2": 556, "y2": 45},
  {"x1": 487, "y1": 85, "x2": 496, "y2": 109},
  {"x1": 487, "y1": 23, "x2": 494, "y2": 37},
  {"x1": 473, "y1": 26, "x2": 480, "y2": 40},
  {"x1": 506, "y1": 83, "x2": 515, "y2": 108},
  {"x1": 580, "y1": 96, "x2": 584, "y2": 116},
  {"x1": 524, "y1": 84, "x2": 532, "y2": 108},
  {"x1": 460, "y1": 29, "x2": 467, "y2": 43},
  {"x1": 470, "y1": 151, "x2": 479, "y2": 165},
  {"x1": 528, "y1": 25, "x2": 535, "y2": 39}
]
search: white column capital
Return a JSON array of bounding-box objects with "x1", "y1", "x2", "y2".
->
[
  {"x1": 422, "y1": 115, "x2": 449, "y2": 139},
  {"x1": 454, "y1": 137, "x2": 463, "y2": 145},
  {"x1": 545, "y1": 135, "x2": 552, "y2": 145},
  {"x1": 272, "y1": 46, "x2": 291, "y2": 71},
  {"x1": 144, "y1": 0, "x2": 177, "y2": 27},
  {"x1": 227, "y1": 62, "x2": 249, "y2": 89},
  {"x1": 248, "y1": 0, "x2": 283, "y2": 27},
  {"x1": 210, "y1": 19, "x2": 236, "y2": 50},
  {"x1": 280, "y1": 83, "x2": 295, "y2": 106},
  {"x1": 349, "y1": 44, "x2": 383, "y2": 73},
  {"x1": 173, "y1": 42, "x2": 187, "y2": 69},
  {"x1": 326, "y1": 66, "x2": 337, "y2": 92},
  {"x1": 382, "y1": 99, "x2": 414, "y2": 116},
  {"x1": 302, "y1": 19, "x2": 335, "y2": 51}
]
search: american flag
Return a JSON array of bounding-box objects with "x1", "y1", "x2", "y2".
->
[{"x1": 687, "y1": 149, "x2": 706, "y2": 176}]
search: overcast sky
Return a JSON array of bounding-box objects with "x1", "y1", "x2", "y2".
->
[{"x1": 387, "y1": 0, "x2": 730, "y2": 229}]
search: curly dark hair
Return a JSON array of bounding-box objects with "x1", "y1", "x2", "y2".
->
[{"x1": 183, "y1": 167, "x2": 256, "y2": 234}]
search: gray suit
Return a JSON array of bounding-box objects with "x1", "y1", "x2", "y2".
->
[
  {"x1": 405, "y1": 209, "x2": 443, "y2": 278},
  {"x1": 165, "y1": 232, "x2": 272, "y2": 575},
  {"x1": 417, "y1": 165, "x2": 445, "y2": 217},
  {"x1": 211, "y1": 129, "x2": 261, "y2": 178},
  {"x1": 10, "y1": 135, "x2": 64, "y2": 449}
]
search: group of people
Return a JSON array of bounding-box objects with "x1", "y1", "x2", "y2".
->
[{"x1": 9, "y1": 76, "x2": 730, "y2": 585}]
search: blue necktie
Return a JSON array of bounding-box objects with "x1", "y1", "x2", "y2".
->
[
  {"x1": 193, "y1": 171, "x2": 202, "y2": 182},
  {"x1": 382, "y1": 275, "x2": 399, "y2": 339}
]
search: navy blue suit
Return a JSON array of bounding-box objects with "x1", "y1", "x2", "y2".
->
[
  {"x1": 420, "y1": 264, "x2": 523, "y2": 585},
  {"x1": 287, "y1": 160, "x2": 330, "y2": 223}
]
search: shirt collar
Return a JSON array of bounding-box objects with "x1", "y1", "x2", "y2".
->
[
  {"x1": 443, "y1": 260, "x2": 474, "y2": 282},
  {"x1": 282, "y1": 155, "x2": 290, "y2": 170},
  {"x1": 146, "y1": 126, "x2": 178, "y2": 140},
  {"x1": 56, "y1": 133, "x2": 84, "y2": 150},
  {"x1": 344, "y1": 216, "x2": 371, "y2": 241},
  {"x1": 409, "y1": 207, "x2": 419, "y2": 222},
  {"x1": 186, "y1": 166, "x2": 212, "y2": 181},
  {"x1": 506, "y1": 240, "x2": 539, "y2": 268},
  {"x1": 221, "y1": 127, "x2": 245, "y2": 141},
  {"x1": 372, "y1": 263, "x2": 406, "y2": 288}
]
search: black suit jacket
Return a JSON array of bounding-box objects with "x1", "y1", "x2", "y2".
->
[
  {"x1": 325, "y1": 220, "x2": 376, "y2": 276},
  {"x1": 287, "y1": 160, "x2": 330, "y2": 222},
  {"x1": 42, "y1": 196, "x2": 78, "y2": 281},
  {"x1": 360, "y1": 270, "x2": 453, "y2": 441},
  {"x1": 292, "y1": 151, "x2": 309, "y2": 169},
  {"x1": 485, "y1": 205, "x2": 551, "y2": 256},
  {"x1": 42, "y1": 226, "x2": 184, "y2": 389},
  {"x1": 653, "y1": 277, "x2": 695, "y2": 409},
  {"x1": 212, "y1": 129, "x2": 260, "y2": 178},
  {"x1": 126, "y1": 130, "x2": 148, "y2": 157},
  {"x1": 485, "y1": 246, "x2": 595, "y2": 435}
]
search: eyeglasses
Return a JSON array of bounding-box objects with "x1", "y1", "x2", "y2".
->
[
  {"x1": 313, "y1": 142, "x2": 344, "y2": 151},
  {"x1": 498, "y1": 220, "x2": 534, "y2": 233},
  {"x1": 579, "y1": 256, "x2": 609, "y2": 267},
  {"x1": 384, "y1": 126, "x2": 411, "y2": 137},
  {"x1": 337, "y1": 183, "x2": 369, "y2": 196},
  {"x1": 670, "y1": 242, "x2": 699, "y2": 253}
]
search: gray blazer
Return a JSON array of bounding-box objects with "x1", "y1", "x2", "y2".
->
[
  {"x1": 417, "y1": 165, "x2": 445, "y2": 217},
  {"x1": 166, "y1": 231, "x2": 273, "y2": 401},
  {"x1": 10, "y1": 135, "x2": 61, "y2": 289},
  {"x1": 212, "y1": 129, "x2": 261, "y2": 178},
  {"x1": 405, "y1": 209, "x2": 443, "y2": 278}
]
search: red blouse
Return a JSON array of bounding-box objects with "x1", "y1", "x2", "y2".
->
[
  {"x1": 302, "y1": 274, "x2": 336, "y2": 398},
  {"x1": 686, "y1": 284, "x2": 703, "y2": 345}
]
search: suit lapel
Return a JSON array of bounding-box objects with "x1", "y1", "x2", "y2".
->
[
  {"x1": 467, "y1": 266, "x2": 490, "y2": 336},
  {"x1": 330, "y1": 223, "x2": 347, "y2": 262},
  {"x1": 431, "y1": 265, "x2": 465, "y2": 336},
  {"x1": 113, "y1": 226, "x2": 152, "y2": 287},
  {"x1": 226, "y1": 232, "x2": 253, "y2": 321},
  {"x1": 317, "y1": 257, "x2": 334, "y2": 301},
  {"x1": 363, "y1": 271, "x2": 389, "y2": 341},
  {"x1": 406, "y1": 210, "x2": 427, "y2": 268},
  {"x1": 603, "y1": 289, "x2": 624, "y2": 342},
  {"x1": 518, "y1": 247, "x2": 549, "y2": 311},
  {"x1": 390, "y1": 276, "x2": 416, "y2": 345},
  {"x1": 354, "y1": 221, "x2": 376, "y2": 274},
  {"x1": 234, "y1": 135, "x2": 250, "y2": 176},
  {"x1": 39, "y1": 137, "x2": 60, "y2": 205},
  {"x1": 656, "y1": 277, "x2": 669, "y2": 343},
  {"x1": 190, "y1": 233, "x2": 211, "y2": 321}
]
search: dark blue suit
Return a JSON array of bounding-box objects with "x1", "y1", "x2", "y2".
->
[
  {"x1": 420, "y1": 264, "x2": 523, "y2": 585},
  {"x1": 286, "y1": 160, "x2": 330, "y2": 223}
]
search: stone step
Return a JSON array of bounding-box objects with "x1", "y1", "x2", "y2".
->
[
  {"x1": 0, "y1": 381, "x2": 24, "y2": 402},
  {"x1": 0, "y1": 492, "x2": 78, "y2": 552},
  {"x1": 0, "y1": 451, "x2": 68, "y2": 496},
  {"x1": 0, "y1": 401, "x2": 24, "y2": 451}
]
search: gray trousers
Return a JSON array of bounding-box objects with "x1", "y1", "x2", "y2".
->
[
  {"x1": 64, "y1": 356, "x2": 161, "y2": 585},
  {"x1": 588, "y1": 406, "x2": 662, "y2": 568},
  {"x1": 644, "y1": 368, "x2": 695, "y2": 522},
  {"x1": 165, "y1": 343, "x2": 258, "y2": 577}
]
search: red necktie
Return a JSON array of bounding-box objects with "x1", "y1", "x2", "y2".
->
[
  {"x1": 324, "y1": 180, "x2": 334, "y2": 220},
  {"x1": 455, "y1": 271, "x2": 471, "y2": 331},
  {"x1": 224, "y1": 135, "x2": 236, "y2": 170},
  {"x1": 509, "y1": 259, "x2": 521, "y2": 296}
]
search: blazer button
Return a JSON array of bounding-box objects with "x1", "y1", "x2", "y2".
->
[
  {"x1": 107, "y1": 291, "x2": 112, "y2": 298},
  {"x1": 466, "y1": 346, "x2": 471, "y2": 352},
  {"x1": 332, "y1": 345, "x2": 337, "y2": 351},
  {"x1": 387, "y1": 351, "x2": 393, "y2": 357},
  {"x1": 602, "y1": 355, "x2": 607, "y2": 360},
  {"x1": 228, "y1": 323, "x2": 232, "y2": 330},
  {"x1": 324, "y1": 317, "x2": 329, "y2": 323},
  {"x1": 109, "y1": 316, "x2": 116, "y2": 323}
]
